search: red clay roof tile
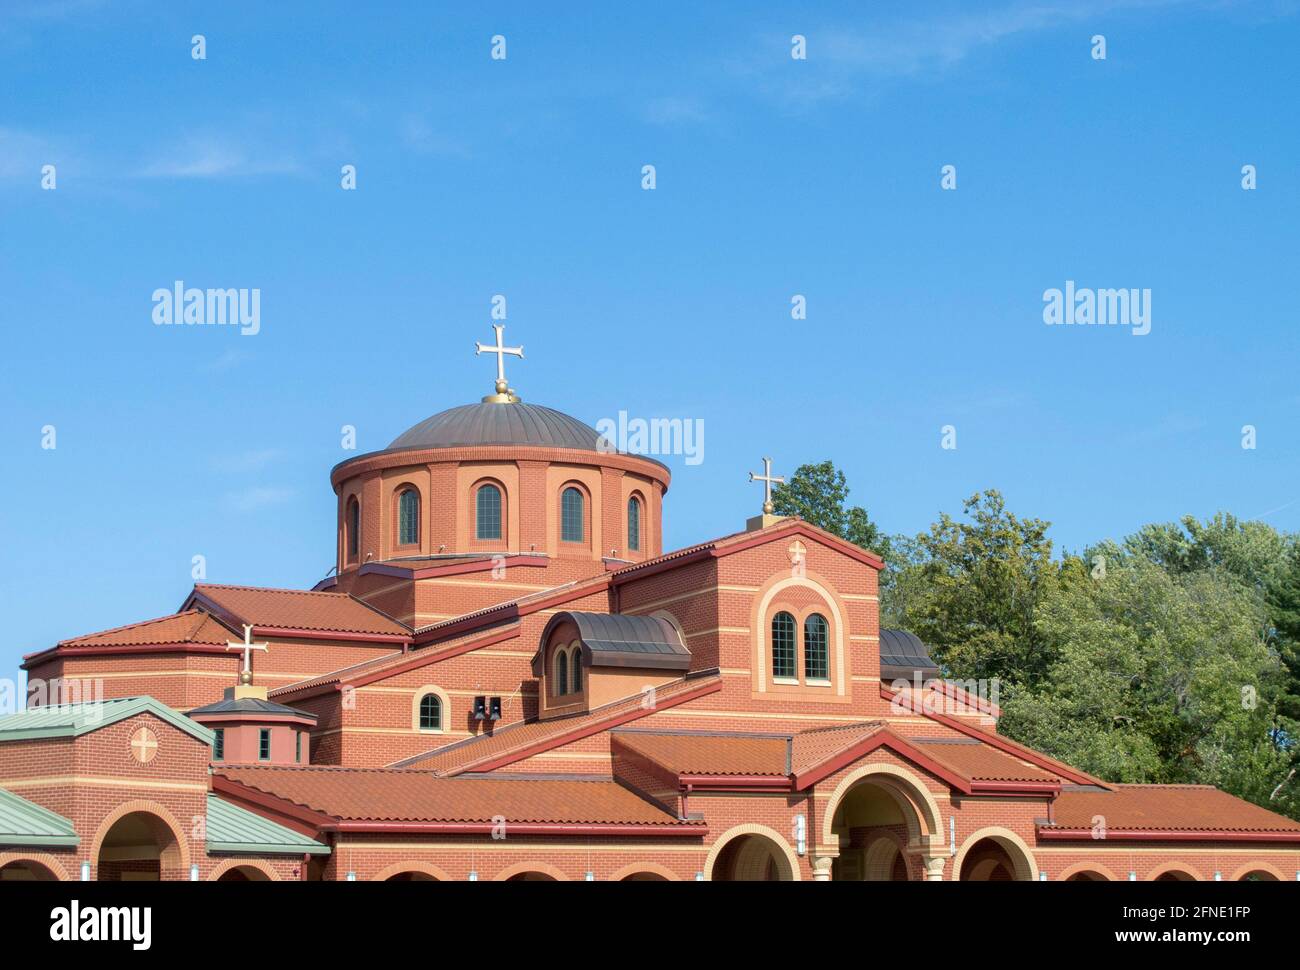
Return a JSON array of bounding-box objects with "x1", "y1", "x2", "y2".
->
[
  {"x1": 1047, "y1": 784, "x2": 1300, "y2": 834},
  {"x1": 59, "y1": 610, "x2": 234, "y2": 648},
  {"x1": 189, "y1": 583, "x2": 410, "y2": 637}
]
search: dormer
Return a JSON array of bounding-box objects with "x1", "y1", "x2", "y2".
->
[{"x1": 532, "y1": 611, "x2": 691, "y2": 720}]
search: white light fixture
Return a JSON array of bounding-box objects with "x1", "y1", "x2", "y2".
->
[
  {"x1": 346, "y1": 870, "x2": 356, "y2": 881},
  {"x1": 695, "y1": 870, "x2": 704, "y2": 881},
  {"x1": 949, "y1": 816, "x2": 957, "y2": 856},
  {"x1": 468, "y1": 870, "x2": 478, "y2": 881},
  {"x1": 1039, "y1": 870, "x2": 1047, "y2": 881},
  {"x1": 585, "y1": 871, "x2": 594, "y2": 881},
  {"x1": 794, "y1": 814, "x2": 806, "y2": 856},
  {"x1": 80, "y1": 861, "x2": 91, "y2": 882},
  {"x1": 1128, "y1": 871, "x2": 1137, "y2": 881},
  {"x1": 190, "y1": 863, "x2": 200, "y2": 882},
  {"x1": 1214, "y1": 871, "x2": 1222, "y2": 881}
]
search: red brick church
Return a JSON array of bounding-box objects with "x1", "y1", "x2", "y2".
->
[{"x1": 3, "y1": 326, "x2": 1298, "y2": 883}]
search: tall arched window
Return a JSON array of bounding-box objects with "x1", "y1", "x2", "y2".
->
[
  {"x1": 771, "y1": 611, "x2": 796, "y2": 680},
  {"x1": 571, "y1": 649, "x2": 583, "y2": 693},
  {"x1": 418, "y1": 693, "x2": 442, "y2": 731},
  {"x1": 476, "y1": 483, "x2": 502, "y2": 540},
  {"x1": 397, "y1": 488, "x2": 420, "y2": 545},
  {"x1": 627, "y1": 496, "x2": 641, "y2": 552},
  {"x1": 555, "y1": 648, "x2": 569, "y2": 695},
  {"x1": 346, "y1": 498, "x2": 360, "y2": 559},
  {"x1": 804, "y1": 613, "x2": 829, "y2": 680},
  {"x1": 561, "y1": 487, "x2": 584, "y2": 543}
]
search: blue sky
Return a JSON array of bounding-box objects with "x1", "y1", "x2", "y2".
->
[{"x1": 2, "y1": 0, "x2": 1298, "y2": 681}]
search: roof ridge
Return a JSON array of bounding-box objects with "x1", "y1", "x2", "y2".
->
[
  {"x1": 61, "y1": 609, "x2": 205, "y2": 644},
  {"x1": 196, "y1": 582, "x2": 351, "y2": 599}
]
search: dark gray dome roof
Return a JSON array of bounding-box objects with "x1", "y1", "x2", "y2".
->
[{"x1": 388, "y1": 402, "x2": 606, "y2": 453}]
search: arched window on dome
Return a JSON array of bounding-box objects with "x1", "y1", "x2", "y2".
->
[
  {"x1": 476, "y1": 483, "x2": 503, "y2": 540},
  {"x1": 555, "y1": 647, "x2": 570, "y2": 696},
  {"x1": 418, "y1": 693, "x2": 442, "y2": 731},
  {"x1": 627, "y1": 496, "x2": 642, "y2": 552},
  {"x1": 771, "y1": 611, "x2": 796, "y2": 681},
  {"x1": 804, "y1": 613, "x2": 829, "y2": 681},
  {"x1": 561, "y1": 487, "x2": 585, "y2": 543},
  {"x1": 397, "y1": 488, "x2": 420, "y2": 546},
  {"x1": 346, "y1": 497, "x2": 360, "y2": 561},
  {"x1": 571, "y1": 648, "x2": 583, "y2": 693}
]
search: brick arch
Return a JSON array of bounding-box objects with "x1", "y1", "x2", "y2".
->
[
  {"x1": 952, "y1": 826, "x2": 1037, "y2": 882},
  {"x1": 1229, "y1": 862, "x2": 1287, "y2": 882},
  {"x1": 0, "y1": 850, "x2": 73, "y2": 881},
  {"x1": 493, "y1": 861, "x2": 569, "y2": 881},
  {"x1": 208, "y1": 858, "x2": 280, "y2": 881},
  {"x1": 89, "y1": 799, "x2": 191, "y2": 880},
  {"x1": 608, "y1": 862, "x2": 681, "y2": 881},
  {"x1": 1058, "y1": 861, "x2": 1120, "y2": 881},
  {"x1": 704, "y1": 823, "x2": 802, "y2": 882},
  {"x1": 1145, "y1": 861, "x2": 1204, "y2": 882},
  {"x1": 371, "y1": 861, "x2": 453, "y2": 882},
  {"x1": 820, "y1": 763, "x2": 944, "y2": 849},
  {"x1": 411, "y1": 684, "x2": 450, "y2": 733}
]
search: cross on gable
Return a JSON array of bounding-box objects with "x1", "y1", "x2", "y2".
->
[
  {"x1": 748, "y1": 456, "x2": 785, "y2": 515},
  {"x1": 475, "y1": 323, "x2": 523, "y2": 399}
]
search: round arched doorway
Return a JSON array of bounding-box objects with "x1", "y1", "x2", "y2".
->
[
  {"x1": 0, "y1": 859, "x2": 59, "y2": 881},
  {"x1": 505, "y1": 870, "x2": 558, "y2": 882},
  {"x1": 385, "y1": 870, "x2": 439, "y2": 881},
  {"x1": 710, "y1": 832, "x2": 796, "y2": 881},
  {"x1": 1064, "y1": 870, "x2": 1110, "y2": 881},
  {"x1": 955, "y1": 833, "x2": 1036, "y2": 882},
  {"x1": 215, "y1": 864, "x2": 272, "y2": 882},
  {"x1": 96, "y1": 810, "x2": 184, "y2": 881},
  {"x1": 828, "y1": 779, "x2": 928, "y2": 881}
]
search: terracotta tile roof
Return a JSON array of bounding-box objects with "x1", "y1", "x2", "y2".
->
[
  {"x1": 413, "y1": 573, "x2": 611, "y2": 636},
  {"x1": 790, "y1": 722, "x2": 888, "y2": 775},
  {"x1": 1046, "y1": 784, "x2": 1300, "y2": 834},
  {"x1": 215, "y1": 765, "x2": 693, "y2": 827},
  {"x1": 912, "y1": 738, "x2": 1061, "y2": 784},
  {"x1": 189, "y1": 584, "x2": 410, "y2": 638},
  {"x1": 58, "y1": 610, "x2": 234, "y2": 648},
  {"x1": 271, "y1": 624, "x2": 518, "y2": 700},
  {"x1": 390, "y1": 673, "x2": 723, "y2": 774},
  {"x1": 613, "y1": 730, "x2": 792, "y2": 776}
]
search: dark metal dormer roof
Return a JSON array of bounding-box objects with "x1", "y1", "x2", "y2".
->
[
  {"x1": 879, "y1": 629, "x2": 940, "y2": 682},
  {"x1": 534, "y1": 611, "x2": 691, "y2": 673}
]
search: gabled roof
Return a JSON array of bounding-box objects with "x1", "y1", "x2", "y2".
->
[
  {"x1": 1041, "y1": 784, "x2": 1300, "y2": 840},
  {"x1": 185, "y1": 584, "x2": 411, "y2": 640},
  {"x1": 0, "y1": 788, "x2": 79, "y2": 848},
  {"x1": 389, "y1": 672, "x2": 723, "y2": 774},
  {"x1": 910, "y1": 737, "x2": 1060, "y2": 785},
  {"x1": 613, "y1": 729, "x2": 792, "y2": 777},
  {"x1": 535, "y1": 611, "x2": 691, "y2": 673},
  {"x1": 206, "y1": 794, "x2": 330, "y2": 855},
  {"x1": 22, "y1": 610, "x2": 236, "y2": 668},
  {"x1": 189, "y1": 697, "x2": 317, "y2": 721},
  {"x1": 0, "y1": 696, "x2": 214, "y2": 746},
  {"x1": 213, "y1": 766, "x2": 700, "y2": 834}
]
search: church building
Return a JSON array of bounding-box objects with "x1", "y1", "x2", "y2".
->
[{"x1": 3, "y1": 326, "x2": 1299, "y2": 883}]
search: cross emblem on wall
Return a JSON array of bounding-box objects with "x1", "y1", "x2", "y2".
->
[{"x1": 130, "y1": 727, "x2": 158, "y2": 764}]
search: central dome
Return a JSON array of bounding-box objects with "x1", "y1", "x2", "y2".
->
[{"x1": 388, "y1": 402, "x2": 606, "y2": 453}]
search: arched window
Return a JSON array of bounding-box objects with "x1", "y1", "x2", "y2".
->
[
  {"x1": 346, "y1": 498, "x2": 360, "y2": 559},
  {"x1": 555, "y1": 648, "x2": 569, "y2": 695},
  {"x1": 804, "y1": 613, "x2": 829, "y2": 680},
  {"x1": 571, "y1": 648, "x2": 583, "y2": 693},
  {"x1": 397, "y1": 489, "x2": 420, "y2": 546},
  {"x1": 418, "y1": 693, "x2": 442, "y2": 731},
  {"x1": 561, "y1": 487, "x2": 584, "y2": 543},
  {"x1": 771, "y1": 612, "x2": 796, "y2": 680},
  {"x1": 627, "y1": 496, "x2": 641, "y2": 552},
  {"x1": 476, "y1": 483, "x2": 502, "y2": 540}
]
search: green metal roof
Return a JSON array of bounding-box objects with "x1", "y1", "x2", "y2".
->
[
  {"x1": 206, "y1": 795, "x2": 330, "y2": 856},
  {"x1": 0, "y1": 696, "x2": 214, "y2": 745},
  {"x1": 0, "y1": 787, "x2": 79, "y2": 848}
]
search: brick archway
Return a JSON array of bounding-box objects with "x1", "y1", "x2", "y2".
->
[
  {"x1": 608, "y1": 862, "x2": 681, "y2": 881},
  {"x1": 493, "y1": 861, "x2": 569, "y2": 881},
  {"x1": 1058, "y1": 861, "x2": 1120, "y2": 881},
  {"x1": 208, "y1": 858, "x2": 280, "y2": 881},
  {"x1": 952, "y1": 826, "x2": 1037, "y2": 882},
  {"x1": 0, "y1": 850, "x2": 72, "y2": 881},
  {"x1": 372, "y1": 861, "x2": 453, "y2": 882},
  {"x1": 820, "y1": 763, "x2": 944, "y2": 849},
  {"x1": 1146, "y1": 861, "x2": 1204, "y2": 882},
  {"x1": 1229, "y1": 862, "x2": 1286, "y2": 882},
  {"x1": 705, "y1": 824, "x2": 802, "y2": 882},
  {"x1": 89, "y1": 799, "x2": 191, "y2": 881}
]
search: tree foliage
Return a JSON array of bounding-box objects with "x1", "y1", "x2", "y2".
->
[{"x1": 771, "y1": 461, "x2": 889, "y2": 558}]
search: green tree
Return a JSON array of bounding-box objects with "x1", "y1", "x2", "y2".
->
[{"x1": 770, "y1": 461, "x2": 890, "y2": 557}]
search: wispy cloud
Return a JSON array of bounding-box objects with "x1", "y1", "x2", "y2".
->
[
  {"x1": 399, "y1": 114, "x2": 471, "y2": 157},
  {"x1": 643, "y1": 96, "x2": 712, "y2": 126},
  {"x1": 221, "y1": 449, "x2": 285, "y2": 474},
  {"x1": 224, "y1": 486, "x2": 295, "y2": 513},
  {"x1": 137, "y1": 136, "x2": 302, "y2": 179}
]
